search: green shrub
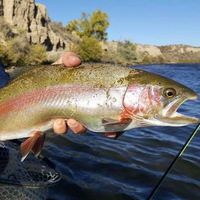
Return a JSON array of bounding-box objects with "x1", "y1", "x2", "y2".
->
[
  {"x1": 0, "y1": 17, "x2": 47, "y2": 67},
  {"x1": 0, "y1": 42, "x2": 15, "y2": 67},
  {"x1": 101, "y1": 49, "x2": 118, "y2": 64},
  {"x1": 141, "y1": 54, "x2": 165, "y2": 64},
  {"x1": 116, "y1": 40, "x2": 140, "y2": 64},
  {"x1": 0, "y1": 36, "x2": 47, "y2": 67},
  {"x1": 140, "y1": 55, "x2": 151, "y2": 64},
  {"x1": 29, "y1": 44, "x2": 47, "y2": 65},
  {"x1": 1, "y1": 35, "x2": 30, "y2": 67},
  {"x1": 0, "y1": 17, "x2": 15, "y2": 38},
  {"x1": 71, "y1": 36, "x2": 102, "y2": 62}
]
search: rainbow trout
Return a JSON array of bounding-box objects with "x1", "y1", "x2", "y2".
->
[{"x1": 0, "y1": 64, "x2": 198, "y2": 161}]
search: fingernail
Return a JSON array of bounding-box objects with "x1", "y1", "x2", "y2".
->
[
  {"x1": 69, "y1": 120, "x2": 78, "y2": 127},
  {"x1": 70, "y1": 56, "x2": 81, "y2": 65},
  {"x1": 56, "y1": 119, "x2": 64, "y2": 126},
  {"x1": 70, "y1": 55, "x2": 78, "y2": 61}
]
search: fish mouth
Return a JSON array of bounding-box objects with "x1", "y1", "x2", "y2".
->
[{"x1": 158, "y1": 93, "x2": 199, "y2": 126}]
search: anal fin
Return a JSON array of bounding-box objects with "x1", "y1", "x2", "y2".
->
[
  {"x1": 104, "y1": 131, "x2": 124, "y2": 140},
  {"x1": 21, "y1": 131, "x2": 46, "y2": 162},
  {"x1": 32, "y1": 132, "x2": 46, "y2": 157},
  {"x1": 104, "y1": 132, "x2": 117, "y2": 138}
]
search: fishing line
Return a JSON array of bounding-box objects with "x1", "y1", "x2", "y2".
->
[{"x1": 147, "y1": 123, "x2": 200, "y2": 200}]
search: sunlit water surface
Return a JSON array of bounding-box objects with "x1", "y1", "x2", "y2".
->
[{"x1": 45, "y1": 63, "x2": 200, "y2": 200}]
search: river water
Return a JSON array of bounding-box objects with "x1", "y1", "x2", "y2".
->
[{"x1": 46, "y1": 63, "x2": 200, "y2": 200}]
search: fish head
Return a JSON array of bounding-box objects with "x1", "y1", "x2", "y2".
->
[{"x1": 123, "y1": 70, "x2": 199, "y2": 127}]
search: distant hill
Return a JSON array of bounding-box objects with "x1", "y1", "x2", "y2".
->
[
  {"x1": 0, "y1": 0, "x2": 199, "y2": 64},
  {"x1": 159, "y1": 45, "x2": 200, "y2": 63},
  {"x1": 102, "y1": 42, "x2": 200, "y2": 64},
  {"x1": 136, "y1": 44, "x2": 200, "y2": 63}
]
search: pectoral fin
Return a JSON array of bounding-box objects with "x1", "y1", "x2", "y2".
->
[
  {"x1": 21, "y1": 131, "x2": 46, "y2": 162},
  {"x1": 102, "y1": 118, "x2": 132, "y2": 126},
  {"x1": 102, "y1": 118, "x2": 119, "y2": 125},
  {"x1": 102, "y1": 117, "x2": 132, "y2": 133}
]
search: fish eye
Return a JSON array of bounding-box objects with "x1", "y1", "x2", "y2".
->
[{"x1": 164, "y1": 88, "x2": 176, "y2": 98}]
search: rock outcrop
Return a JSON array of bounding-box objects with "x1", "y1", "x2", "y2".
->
[
  {"x1": 159, "y1": 45, "x2": 200, "y2": 63},
  {"x1": 0, "y1": 0, "x2": 70, "y2": 51},
  {"x1": 134, "y1": 44, "x2": 200, "y2": 63},
  {"x1": 136, "y1": 44, "x2": 163, "y2": 57}
]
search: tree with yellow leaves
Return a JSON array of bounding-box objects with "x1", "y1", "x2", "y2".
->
[{"x1": 66, "y1": 9, "x2": 109, "y2": 41}]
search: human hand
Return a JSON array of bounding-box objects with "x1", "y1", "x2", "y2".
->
[{"x1": 52, "y1": 52, "x2": 86, "y2": 135}]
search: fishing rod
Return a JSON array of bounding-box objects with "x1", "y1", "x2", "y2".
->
[{"x1": 147, "y1": 123, "x2": 200, "y2": 200}]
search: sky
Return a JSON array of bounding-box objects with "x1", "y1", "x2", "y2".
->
[{"x1": 35, "y1": 0, "x2": 200, "y2": 47}]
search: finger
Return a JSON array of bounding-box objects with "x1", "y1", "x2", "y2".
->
[
  {"x1": 62, "y1": 52, "x2": 81, "y2": 67},
  {"x1": 67, "y1": 119, "x2": 86, "y2": 134},
  {"x1": 53, "y1": 119, "x2": 67, "y2": 135}
]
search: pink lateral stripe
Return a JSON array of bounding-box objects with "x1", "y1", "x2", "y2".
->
[
  {"x1": 0, "y1": 85, "x2": 100, "y2": 116},
  {"x1": 0, "y1": 86, "x2": 66, "y2": 116}
]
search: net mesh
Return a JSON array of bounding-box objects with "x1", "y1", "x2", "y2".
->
[{"x1": 0, "y1": 141, "x2": 61, "y2": 200}]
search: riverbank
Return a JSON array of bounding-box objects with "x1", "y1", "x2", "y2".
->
[
  {"x1": 101, "y1": 42, "x2": 200, "y2": 65},
  {"x1": 0, "y1": 0, "x2": 199, "y2": 67}
]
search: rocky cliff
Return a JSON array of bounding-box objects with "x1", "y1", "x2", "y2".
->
[
  {"x1": 0, "y1": 0, "x2": 199, "y2": 63},
  {"x1": 0, "y1": 0, "x2": 70, "y2": 51}
]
